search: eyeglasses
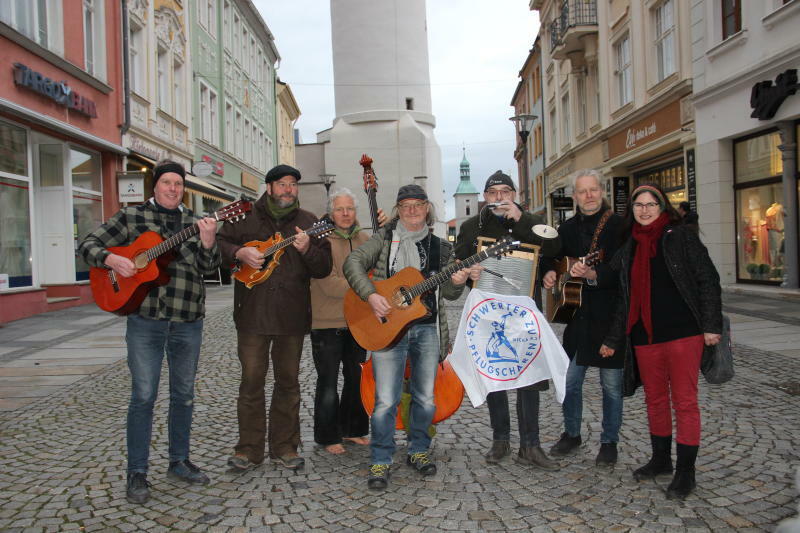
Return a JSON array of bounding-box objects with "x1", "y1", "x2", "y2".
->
[
  {"x1": 632, "y1": 202, "x2": 660, "y2": 211},
  {"x1": 398, "y1": 201, "x2": 428, "y2": 212},
  {"x1": 486, "y1": 188, "x2": 514, "y2": 197}
]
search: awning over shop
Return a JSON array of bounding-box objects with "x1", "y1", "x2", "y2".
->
[{"x1": 185, "y1": 174, "x2": 235, "y2": 202}]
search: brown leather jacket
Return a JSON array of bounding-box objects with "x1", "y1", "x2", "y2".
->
[{"x1": 217, "y1": 194, "x2": 332, "y2": 336}]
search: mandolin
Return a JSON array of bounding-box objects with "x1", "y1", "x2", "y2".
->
[
  {"x1": 232, "y1": 221, "x2": 335, "y2": 289},
  {"x1": 89, "y1": 200, "x2": 252, "y2": 315},
  {"x1": 344, "y1": 237, "x2": 520, "y2": 352},
  {"x1": 548, "y1": 250, "x2": 603, "y2": 324}
]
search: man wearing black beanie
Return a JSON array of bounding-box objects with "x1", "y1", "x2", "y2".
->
[
  {"x1": 79, "y1": 159, "x2": 221, "y2": 504},
  {"x1": 217, "y1": 164, "x2": 332, "y2": 472}
]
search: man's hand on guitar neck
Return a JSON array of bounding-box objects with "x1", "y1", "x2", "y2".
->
[
  {"x1": 236, "y1": 246, "x2": 265, "y2": 270},
  {"x1": 292, "y1": 226, "x2": 310, "y2": 254},
  {"x1": 197, "y1": 217, "x2": 218, "y2": 249},
  {"x1": 105, "y1": 253, "x2": 136, "y2": 278}
]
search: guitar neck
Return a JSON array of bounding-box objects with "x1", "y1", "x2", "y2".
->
[
  {"x1": 367, "y1": 189, "x2": 380, "y2": 233},
  {"x1": 262, "y1": 232, "x2": 302, "y2": 258},
  {"x1": 406, "y1": 248, "x2": 492, "y2": 299},
  {"x1": 145, "y1": 221, "x2": 203, "y2": 261}
]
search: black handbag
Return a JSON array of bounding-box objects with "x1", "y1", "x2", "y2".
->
[{"x1": 701, "y1": 314, "x2": 734, "y2": 384}]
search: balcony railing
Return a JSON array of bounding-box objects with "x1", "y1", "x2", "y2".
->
[{"x1": 549, "y1": 0, "x2": 598, "y2": 51}]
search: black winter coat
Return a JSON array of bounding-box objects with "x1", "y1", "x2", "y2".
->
[
  {"x1": 549, "y1": 210, "x2": 624, "y2": 368},
  {"x1": 603, "y1": 224, "x2": 723, "y2": 396}
]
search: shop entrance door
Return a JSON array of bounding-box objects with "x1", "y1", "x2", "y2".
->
[{"x1": 32, "y1": 136, "x2": 73, "y2": 285}]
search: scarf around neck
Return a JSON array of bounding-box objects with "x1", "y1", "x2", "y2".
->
[
  {"x1": 333, "y1": 224, "x2": 361, "y2": 240},
  {"x1": 265, "y1": 195, "x2": 299, "y2": 220},
  {"x1": 389, "y1": 221, "x2": 429, "y2": 274},
  {"x1": 626, "y1": 211, "x2": 670, "y2": 343}
]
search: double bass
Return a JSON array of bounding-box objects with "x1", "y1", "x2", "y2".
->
[{"x1": 356, "y1": 154, "x2": 464, "y2": 429}]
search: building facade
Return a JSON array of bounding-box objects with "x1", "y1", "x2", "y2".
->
[
  {"x1": 532, "y1": 0, "x2": 696, "y2": 226},
  {"x1": 692, "y1": 0, "x2": 800, "y2": 288},
  {"x1": 124, "y1": 0, "x2": 198, "y2": 202},
  {"x1": 511, "y1": 36, "x2": 547, "y2": 218},
  {"x1": 0, "y1": 1, "x2": 126, "y2": 323},
  {"x1": 190, "y1": 0, "x2": 279, "y2": 208},
  {"x1": 276, "y1": 79, "x2": 300, "y2": 166}
]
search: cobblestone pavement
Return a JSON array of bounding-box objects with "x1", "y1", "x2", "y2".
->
[{"x1": 1, "y1": 295, "x2": 799, "y2": 532}]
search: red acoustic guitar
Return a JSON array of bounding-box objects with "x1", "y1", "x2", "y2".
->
[
  {"x1": 344, "y1": 237, "x2": 520, "y2": 352},
  {"x1": 89, "y1": 200, "x2": 252, "y2": 315}
]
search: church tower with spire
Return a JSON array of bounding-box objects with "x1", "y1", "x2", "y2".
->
[{"x1": 453, "y1": 146, "x2": 479, "y2": 235}]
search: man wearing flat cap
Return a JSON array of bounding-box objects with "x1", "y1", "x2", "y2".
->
[
  {"x1": 217, "y1": 164, "x2": 332, "y2": 472},
  {"x1": 454, "y1": 170, "x2": 561, "y2": 470},
  {"x1": 344, "y1": 184, "x2": 473, "y2": 490},
  {"x1": 79, "y1": 159, "x2": 221, "y2": 504}
]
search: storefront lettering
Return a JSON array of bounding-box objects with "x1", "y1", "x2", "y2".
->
[
  {"x1": 129, "y1": 136, "x2": 166, "y2": 161},
  {"x1": 625, "y1": 122, "x2": 657, "y2": 150},
  {"x1": 12, "y1": 63, "x2": 98, "y2": 118},
  {"x1": 750, "y1": 69, "x2": 798, "y2": 120}
]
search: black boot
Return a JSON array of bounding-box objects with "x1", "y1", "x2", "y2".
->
[
  {"x1": 667, "y1": 443, "x2": 698, "y2": 500},
  {"x1": 633, "y1": 434, "x2": 673, "y2": 481}
]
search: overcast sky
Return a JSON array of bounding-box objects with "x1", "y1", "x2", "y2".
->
[{"x1": 253, "y1": 0, "x2": 541, "y2": 219}]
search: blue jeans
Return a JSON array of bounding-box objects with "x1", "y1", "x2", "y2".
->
[
  {"x1": 370, "y1": 323, "x2": 438, "y2": 465},
  {"x1": 126, "y1": 314, "x2": 203, "y2": 473},
  {"x1": 562, "y1": 357, "x2": 623, "y2": 444}
]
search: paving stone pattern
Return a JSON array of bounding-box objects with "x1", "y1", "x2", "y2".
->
[{"x1": 0, "y1": 297, "x2": 799, "y2": 532}]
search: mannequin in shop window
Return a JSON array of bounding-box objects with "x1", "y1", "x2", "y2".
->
[{"x1": 765, "y1": 202, "x2": 784, "y2": 267}]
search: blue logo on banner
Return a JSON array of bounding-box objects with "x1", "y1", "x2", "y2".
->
[{"x1": 465, "y1": 298, "x2": 542, "y2": 381}]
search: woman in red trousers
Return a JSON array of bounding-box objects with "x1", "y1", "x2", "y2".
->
[{"x1": 600, "y1": 183, "x2": 722, "y2": 500}]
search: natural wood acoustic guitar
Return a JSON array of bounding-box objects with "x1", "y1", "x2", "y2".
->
[
  {"x1": 344, "y1": 238, "x2": 520, "y2": 352},
  {"x1": 548, "y1": 250, "x2": 603, "y2": 324},
  {"x1": 89, "y1": 199, "x2": 252, "y2": 315}
]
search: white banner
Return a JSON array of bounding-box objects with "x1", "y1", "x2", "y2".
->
[{"x1": 447, "y1": 289, "x2": 569, "y2": 407}]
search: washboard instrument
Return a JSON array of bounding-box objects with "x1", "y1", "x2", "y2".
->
[{"x1": 475, "y1": 237, "x2": 541, "y2": 298}]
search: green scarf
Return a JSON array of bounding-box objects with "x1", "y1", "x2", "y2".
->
[
  {"x1": 333, "y1": 224, "x2": 361, "y2": 240},
  {"x1": 265, "y1": 195, "x2": 299, "y2": 220}
]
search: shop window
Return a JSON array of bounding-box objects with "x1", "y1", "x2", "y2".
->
[
  {"x1": 734, "y1": 131, "x2": 785, "y2": 284},
  {"x1": 734, "y1": 131, "x2": 782, "y2": 184},
  {"x1": 71, "y1": 149, "x2": 101, "y2": 281},
  {"x1": 736, "y1": 185, "x2": 784, "y2": 283},
  {"x1": 634, "y1": 160, "x2": 686, "y2": 206},
  {"x1": 0, "y1": 121, "x2": 28, "y2": 176},
  {"x1": 0, "y1": 177, "x2": 33, "y2": 289}
]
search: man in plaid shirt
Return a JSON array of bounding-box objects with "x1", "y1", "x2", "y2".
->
[{"x1": 79, "y1": 160, "x2": 220, "y2": 504}]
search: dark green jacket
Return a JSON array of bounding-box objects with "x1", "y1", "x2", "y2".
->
[{"x1": 343, "y1": 221, "x2": 464, "y2": 360}]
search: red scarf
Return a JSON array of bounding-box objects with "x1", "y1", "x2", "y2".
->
[{"x1": 626, "y1": 212, "x2": 670, "y2": 343}]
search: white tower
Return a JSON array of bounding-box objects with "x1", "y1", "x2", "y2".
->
[{"x1": 317, "y1": 0, "x2": 444, "y2": 235}]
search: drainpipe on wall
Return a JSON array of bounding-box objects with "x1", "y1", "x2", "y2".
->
[
  {"x1": 120, "y1": 0, "x2": 131, "y2": 136},
  {"x1": 778, "y1": 121, "x2": 798, "y2": 289}
]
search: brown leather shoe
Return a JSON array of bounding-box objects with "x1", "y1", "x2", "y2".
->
[
  {"x1": 516, "y1": 446, "x2": 560, "y2": 471},
  {"x1": 485, "y1": 440, "x2": 511, "y2": 464}
]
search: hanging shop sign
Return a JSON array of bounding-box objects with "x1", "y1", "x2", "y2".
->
[
  {"x1": 686, "y1": 149, "x2": 697, "y2": 211},
  {"x1": 200, "y1": 155, "x2": 225, "y2": 176},
  {"x1": 612, "y1": 177, "x2": 630, "y2": 216},
  {"x1": 12, "y1": 63, "x2": 98, "y2": 118},
  {"x1": 117, "y1": 173, "x2": 145, "y2": 203},
  {"x1": 750, "y1": 69, "x2": 798, "y2": 120}
]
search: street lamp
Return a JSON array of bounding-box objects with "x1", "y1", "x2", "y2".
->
[
  {"x1": 510, "y1": 113, "x2": 537, "y2": 210},
  {"x1": 319, "y1": 173, "x2": 336, "y2": 197}
]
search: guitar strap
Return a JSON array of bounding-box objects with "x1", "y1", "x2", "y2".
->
[{"x1": 588, "y1": 209, "x2": 613, "y2": 255}]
